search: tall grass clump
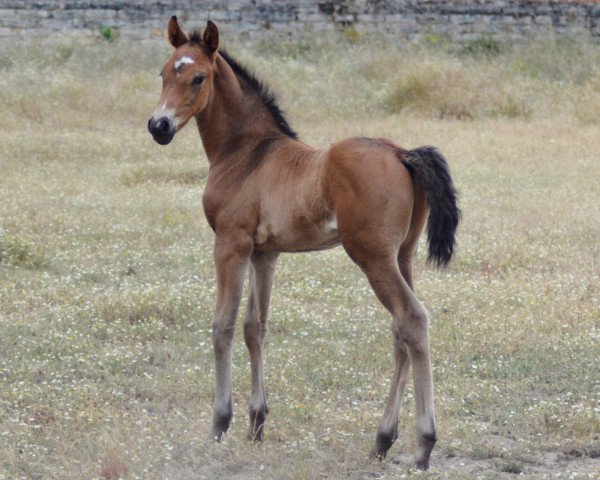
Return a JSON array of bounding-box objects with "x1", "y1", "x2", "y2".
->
[
  {"x1": 384, "y1": 58, "x2": 531, "y2": 119},
  {"x1": 459, "y1": 37, "x2": 502, "y2": 57},
  {"x1": 379, "y1": 37, "x2": 600, "y2": 122},
  {"x1": 509, "y1": 38, "x2": 600, "y2": 84},
  {"x1": 570, "y1": 76, "x2": 600, "y2": 124},
  {"x1": 505, "y1": 39, "x2": 600, "y2": 122}
]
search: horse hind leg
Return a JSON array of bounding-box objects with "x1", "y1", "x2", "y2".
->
[
  {"x1": 370, "y1": 238, "x2": 422, "y2": 457},
  {"x1": 243, "y1": 251, "x2": 278, "y2": 442},
  {"x1": 401, "y1": 299, "x2": 437, "y2": 471},
  {"x1": 372, "y1": 329, "x2": 411, "y2": 459},
  {"x1": 395, "y1": 202, "x2": 437, "y2": 469},
  {"x1": 344, "y1": 246, "x2": 437, "y2": 470}
]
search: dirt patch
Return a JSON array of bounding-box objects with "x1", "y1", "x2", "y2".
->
[{"x1": 388, "y1": 435, "x2": 600, "y2": 479}]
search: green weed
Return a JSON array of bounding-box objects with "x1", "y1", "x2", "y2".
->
[
  {"x1": 342, "y1": 25, "x2": 362, "y2": 44},
  {"x1": 460, "y1": 37, "x2": 502, "y2": 57},
  {"x1": 100, "y1": 26, "x2": 118, "y2": 43},
  {"x1": 0, "y1": 232, "x2": 48, "y2": 270}
]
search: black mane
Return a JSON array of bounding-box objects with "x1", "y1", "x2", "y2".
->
[
  {"x1": 189, "y1": 30, "x2": 297, "y2": 140},
  {"x1": 219, "y1": 50, "x2": 298, "y2": 140}
]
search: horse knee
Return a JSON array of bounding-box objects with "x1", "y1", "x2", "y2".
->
[
  {"x1": 213, "y1": 322, "x2": 235, "y2": 352},
  {"x1": 243, "y1": 319, "x2": 266, "y2": 348}
]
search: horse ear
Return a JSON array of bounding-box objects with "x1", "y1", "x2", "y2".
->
[
  {"x1": 203, "y1": 20, "x2": 219, "y2": 57},
  {"x1": 168, "y1": 15, "x2": 188, "y2": 48}
]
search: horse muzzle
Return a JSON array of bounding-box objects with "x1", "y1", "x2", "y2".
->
[{"x1": 147, "y1": 116, "x2": 176, "y2": 145}]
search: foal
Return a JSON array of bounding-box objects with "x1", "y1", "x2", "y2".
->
[{"x1": 148, "y1": 17, "x2": 460, "y2": 471}]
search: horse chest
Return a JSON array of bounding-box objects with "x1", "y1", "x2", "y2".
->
[{"x1": 202, "y1": 175, "x2": 258, "y2": 233}]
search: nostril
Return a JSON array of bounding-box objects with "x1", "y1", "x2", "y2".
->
[
  {"x1": 148, "y1": 116, "x2": 175, "y2": 143},
  {"x1": 148, "y1": 117, "x2": 172, "y2": 135},
  {"x1": 157, "y1": 119, "x2": 170, "y2": 133}
]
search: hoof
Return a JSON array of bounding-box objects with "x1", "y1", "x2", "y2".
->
[
  {"x1": 247, "y1": 429, "x2": 264, "y2": 443},
  {"x1": 210, "y1": 409, "x2": 232, "y2": 443},
  {"x1": 414, "y1": 432, "x2": 436, "y2": 471},
  {"x1": 208, "y1": 429, "x2": 225, "y2": 443},
  {"x1": 247, "y1": 406, "x2": 268, "y2": 443},
  {"x1": 370, "y1": 430, "x2": 397, "y2": 460},
  {"x1": 369, "y1": 448, "x2": 387, "y2": 461}
]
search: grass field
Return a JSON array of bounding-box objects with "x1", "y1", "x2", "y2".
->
[{"x1": 1, "y1": 32, "x2": 599, "y2": 479}]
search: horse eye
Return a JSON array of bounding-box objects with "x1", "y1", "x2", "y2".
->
[{"x1": 193, "y1": 75, "x2": 205, "y2": 86}]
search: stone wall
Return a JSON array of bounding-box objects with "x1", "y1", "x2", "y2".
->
[{"x1": 0, "y1": 1, "x2": 599, "y2": 43}]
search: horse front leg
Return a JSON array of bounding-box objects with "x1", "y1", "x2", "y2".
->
[
  {"x1": 243, "y1": 251, "x2": 278, "y2": 441},
  {"x1": 209, "y1": 233, "x2": 253, "y2": 441}
]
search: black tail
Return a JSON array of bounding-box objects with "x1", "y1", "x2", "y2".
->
[{"x1": 401, "y1": 146, "x2": 461, "y2": 268}]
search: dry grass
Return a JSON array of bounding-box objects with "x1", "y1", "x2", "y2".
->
[
  {"x1": 384, "y1": 59, "x2": 533, "y2": 119},
  {"x1": 0, "y1": 33, "x2": 599, "y2": 479}
]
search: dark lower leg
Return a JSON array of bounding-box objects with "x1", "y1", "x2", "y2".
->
[
  {"x1": 210, "y1": 322, "x2": 235, "y2": 440},
  {"x1": 243, "y1": 252, "x2": 276, "y2": 442},
  {"x1": 208, "y1": 234, "x2": 252, "y2": 442},
  {"x1": 248, "y1": 403, "x2": 269, "y2": 441},
  {"x1": 407, "y1": 334, "x2": 437, "y2": 470},
  {"x1": 372, "y1": 332, "x2": 411, "y2": 459},
  {"x1": 245, "y1": 318, "x2": 268, "y2": 441}
]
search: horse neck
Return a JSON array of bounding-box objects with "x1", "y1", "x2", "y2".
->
[{"x1": 195, "y1": 55, "x2": 282, "y2": 164}]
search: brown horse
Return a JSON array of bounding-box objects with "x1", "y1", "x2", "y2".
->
[{"x1": 148, "y1": 17, "x2": 460, "y2": 471}]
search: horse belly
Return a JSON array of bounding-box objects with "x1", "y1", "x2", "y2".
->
[{"x1": 254, "y1": 215, "x2": 340, "y2": 253}]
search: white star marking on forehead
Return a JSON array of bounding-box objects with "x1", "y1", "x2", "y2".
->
[{"x1": 174, "y1": 56, "x2": 194, "y2": 72}]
